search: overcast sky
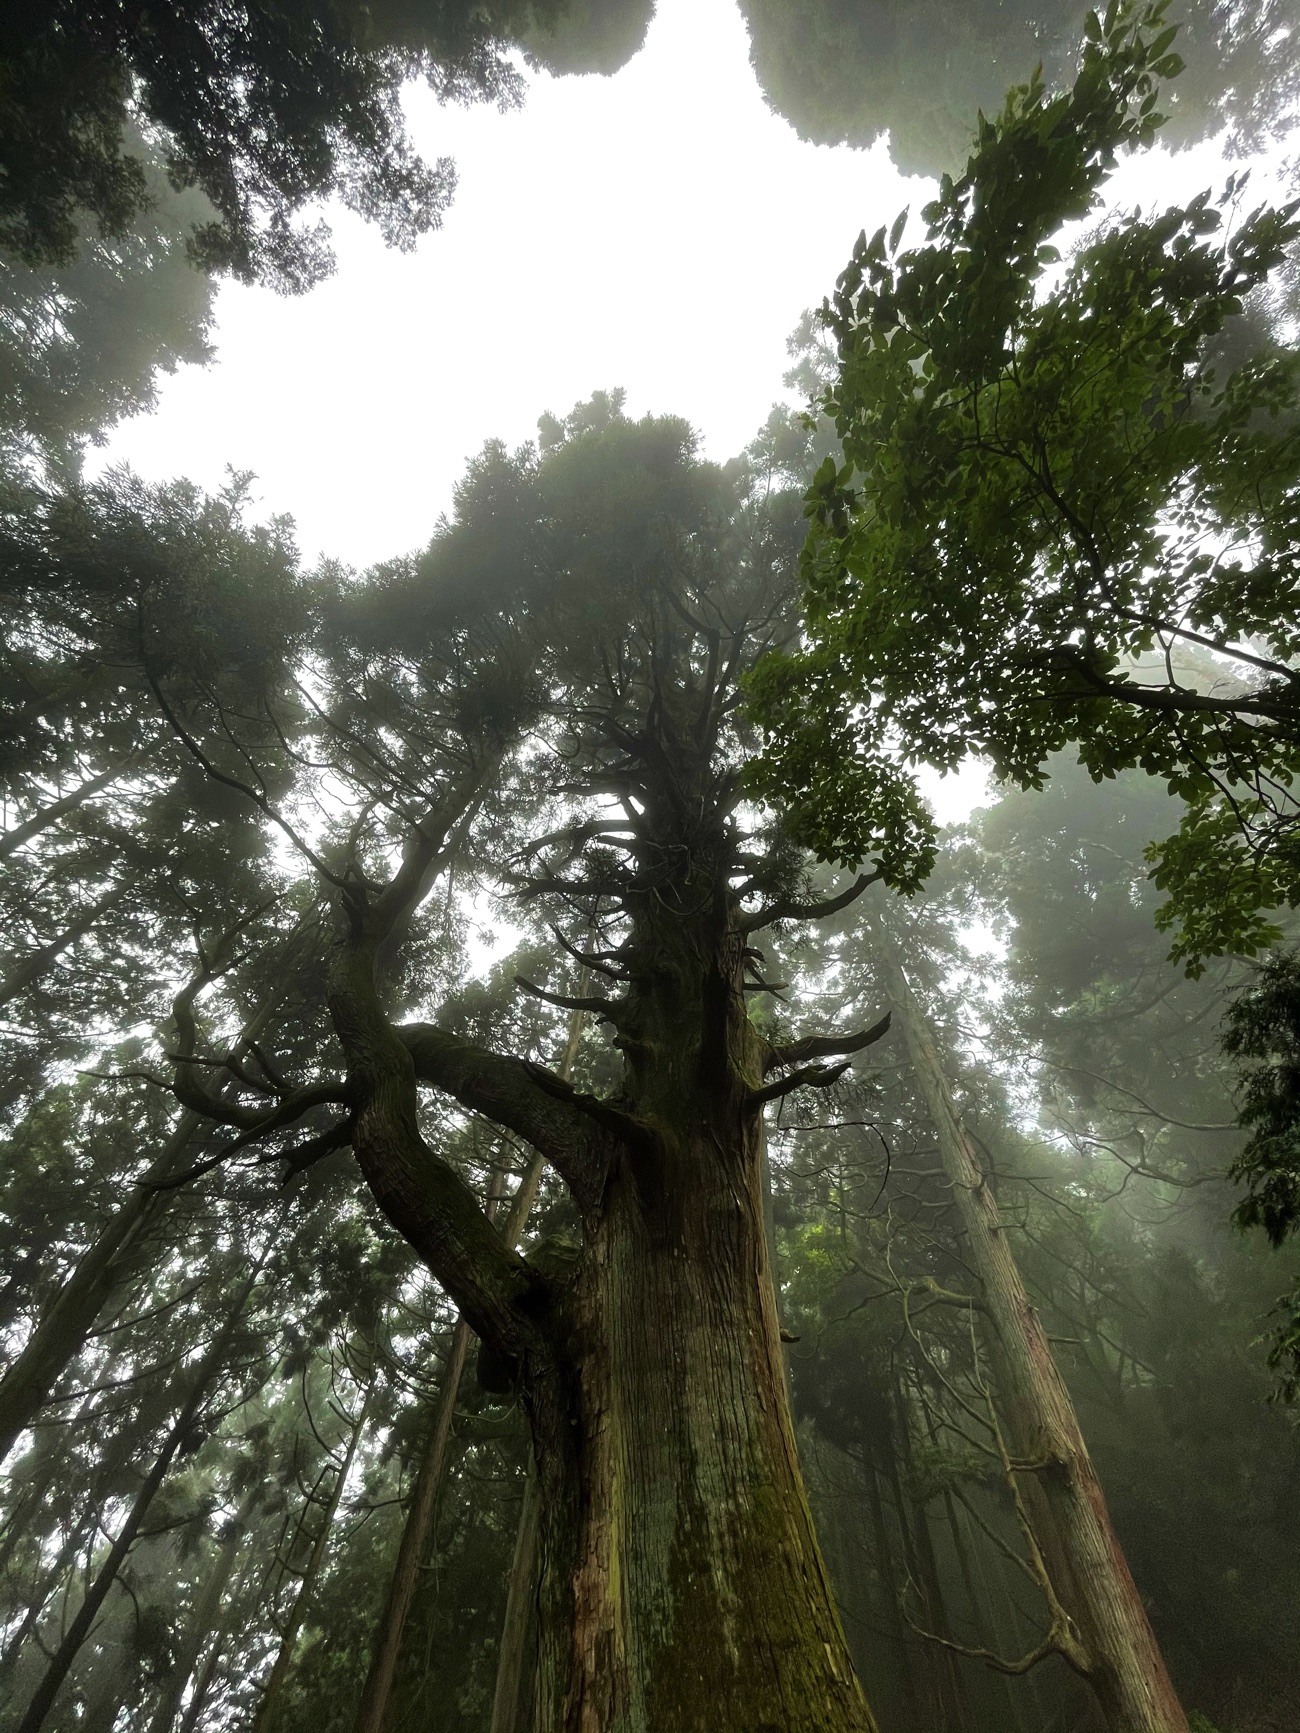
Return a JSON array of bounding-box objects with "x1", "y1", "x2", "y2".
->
[
  {"x1": 96, "y1": 0, "x2": 1272, "y2": 826},
  {"x1": 99, "y1": 0, "x2": 1254, "y2": 568}
]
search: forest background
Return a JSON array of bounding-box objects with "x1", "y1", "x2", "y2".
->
[{"x1": 2, "y1": 4, "x2": 1300, "y2": 1733}]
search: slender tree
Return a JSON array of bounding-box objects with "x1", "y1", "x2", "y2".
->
[
  {"x1": 13, "y1": 1253, "x2": 266, "y2": 1733},
  {"x1": 253, "y1": 1371, "x2": 378, "y2": 1733},
  {"x1": 883, "y1": 954, "x2": 1187, "y2": 1732}
]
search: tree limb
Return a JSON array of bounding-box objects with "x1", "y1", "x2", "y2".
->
[
  {"x1": 515, "y1": 976, "x2": 625, "y2": 1024},
  {"x1": 400, "y1": 1024, "x2": 609, "y2": 1208},
  {"x1": 744, "y1": 870, "x2": 881, "y2": 932},
  {"x1": 765, "y1": 1011, "x2": 891, "y2": 1075},
  {"x1": 750, "y1": 1060, "x2": 853, "y2": 1105}
]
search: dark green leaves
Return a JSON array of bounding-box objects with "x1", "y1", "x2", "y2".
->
[{"x1": 747, "y1": 1, "x2": 1300, "y2": 972}]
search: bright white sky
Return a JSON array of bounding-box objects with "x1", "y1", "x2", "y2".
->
[{"x1": 97, "y1": 0, "x2": 1280, "y2": 828}]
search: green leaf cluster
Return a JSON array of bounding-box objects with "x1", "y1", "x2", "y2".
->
[{"x1": 746, "y1": 1, "x2": 1300, "y2": 970}]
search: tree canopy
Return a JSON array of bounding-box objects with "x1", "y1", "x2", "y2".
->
[
  {"x1": 746, "y1": 1, "x2": 1300, "y2": 971},
  {"x1": 7, "y1": 7, "x2": 1300, "y2": 1733},
  {"x1": 737, "y1": 0, "x2": 1300, "y2": 174},
  {"x1": 0, "y1": 0, "x2": 650, "y2": 292}
]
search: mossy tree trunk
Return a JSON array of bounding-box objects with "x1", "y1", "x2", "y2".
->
[
  {"x1": 170, "y1": 483, "x2": 898, "y2": 1730},
  {"x1": 315, "y1": 699, "x2": 892, "y2": 1731},
  {"x1": 525, "y1": 1081, "x2": 867, "y2": 1731}
]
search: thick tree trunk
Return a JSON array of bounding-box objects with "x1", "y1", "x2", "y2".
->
[
  {"x1": 525, "y1": 1127, "x2": 875, "y2": 1733},
  {"x1": 328, "y1": 739, "x2": 885, "y2": 1732},
  {"x1": 885, "y1": 958, "x2": 1187, "y2": 1733}
]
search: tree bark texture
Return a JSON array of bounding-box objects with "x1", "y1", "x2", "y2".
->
[
  {"x1": 885, "y1": 957, "x2": 1187, "y2": 1733},
  {"x1": 319, "y1": 716, "x2": 888, "y2": 1730},
  {"x1": 524, "y1": 1119, "x2": 873, "y2": 1733}
]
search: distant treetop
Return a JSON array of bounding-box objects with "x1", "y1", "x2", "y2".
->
[
  {"x1": 736, "y1": 0, "x2": 1300, "y2": 175},
  {"x1": 0, "y1": 0, "x2": 655, "y2": 294}
]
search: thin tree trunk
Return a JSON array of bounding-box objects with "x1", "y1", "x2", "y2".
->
[
  {"x1": 0, "y1": 1116, "x2": 197, "y2": 1463},
  {"x1": 0, "y1": 764, "x2": 129, "y2": 862},
  {"x1": 13, "y1": 1261, "x2": 260, "y2": 1733},
  {"x1": 0, "y1": 878, "x2": 132, "y2": 1008},
  {"x1": 352, "y1": 1169, "x2": 507, "y2": 1733},
  {"x1": 0, "y1": 994, "x2": 283, "y2": 1463},
  {"x1": 477, "y1": 1005, "x2": 586, "y2": 1733},
  {"x1": 254, "y1": 1378, "x2": 376, "y2": 1733},
  {"x1": 947, "y1": 1492, "x2": 1030, "y2": 1733},
  {"x1": 885, "y1": 957, "x2": 1187, "y2": 1733},
  {"x1": 489, "y1": 1464, "x2": 541, "y2": 1733},
  {"x1": 0, "y1": 1517, "x2": 88, "y2": 1685},
  {"x1": 351, "y1": 1321, "x2": 471, "y2": 1733},
  {"x1": 0, "y1": 1344, "x2": 135, "y2": 1668},
  {"x1": 861, "y1": 1435, "x2": 922, "y2": 1727},
  {"x1": 175, "y1": 1628, "x2": 228, "y2": 1733},
  {"x1": 0, "y1": 1427, "x2": 63, "y2": 1577},
  {"x1": 146, "y1": 1486, "x2": 259, "y2": 1733},
  {"x1": 893, "y1": 1376, "x2": 971, "y2": 1733}
]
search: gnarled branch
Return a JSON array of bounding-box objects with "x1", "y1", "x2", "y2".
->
[
  {"x1": 750, "y1": 1060, "x2": 852, "y2": 1105},
  {"x1": 765, "y1": 1011, "x2": 891, "y2": 1075},
  {"x1": 743, "y1": 869, "x2": 881, "y2": 933},
  {"x1": 400, "y1": 1024, "x2": 608, "y2": 1208},
  {"x1": 515, "y1": 976, "x2": 625, "y2": 1024}
]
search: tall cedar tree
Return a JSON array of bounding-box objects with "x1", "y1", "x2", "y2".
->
[{"x1": 139, "y1": 403, "x2": 899, "y2": 1731}]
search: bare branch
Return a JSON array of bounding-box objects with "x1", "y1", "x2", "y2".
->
[{"x1": 515, "y1": 976, "x2": 624, "y2": 1024}]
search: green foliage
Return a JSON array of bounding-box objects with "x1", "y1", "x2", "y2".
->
[
  {"x1": 746, "y1": 3, "x2": 1300, "y2": 971},
  {"x1": 1223, "y1": 950, "x2": 1300, "y2": 1246},
  {"x1": 0, "y1": 129, "x2": 214, "y2": 478},
  {"x1": 0, "y1": 0, "x2": 606, "y2": 291},
  {"x1": 737, "y1": 0, "x2": 1300, "y2": 174},
  {"x1": 523, "y1": 0, "x2": 655, "y2": 75}
]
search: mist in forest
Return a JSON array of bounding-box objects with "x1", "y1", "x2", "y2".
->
[{"x1": 3, "y1": 5, "x2": 1300, "y2": 1733}]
